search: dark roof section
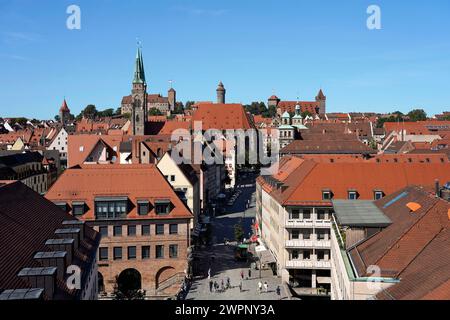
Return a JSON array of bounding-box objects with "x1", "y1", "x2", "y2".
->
[
  {"x1": 0, "y1": 152, "x2": 43, "y2": 167},
  {"x1": 332, "y1": 200, "x2": 392, "y2": 227},
  {"x1": 0, "y1": 181, "x2": 100, "y2": 299}
]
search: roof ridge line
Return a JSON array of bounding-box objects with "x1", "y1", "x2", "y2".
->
[{"x1": 372, "y1": 195, "x2": 439, "y2": 271}]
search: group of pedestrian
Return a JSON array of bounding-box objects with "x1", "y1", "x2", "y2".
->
[{"x1": 209, "y1": 276, "x2": 233, "y2": 293}]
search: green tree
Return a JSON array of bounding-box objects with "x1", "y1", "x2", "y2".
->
[
  {"x1": 78, "y1": 104, "x2": 97, "y2": 119},
  {"x1": 54, "y1": 115, "x2": 61, "y2": 122},
  {"x1": 407, "y1": 109, "x2": 427, "y2": 121},
  {"x1": 98, "y1": 108, "x2": 114, "y2": 117},
  {"x1": 148, "y1": 107, "x2": 163, "y2": 116},
  {"x1": 261, "y1": 105, "x2": 277, "y2": 118},
  {"x1": 114, "y1": 107, "x2": 122, "y2": 116},
  {"x1": 173, "y1": 102, "x2": 185, "y2": 114},
  {"x1": 185, "y1": 101, "x2": 195, "y2": 110}
]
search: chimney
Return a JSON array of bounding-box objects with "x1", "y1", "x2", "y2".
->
[
  {"x1": 34, "y1": 251, "x2": 67, "y2": 280},
  {"x1": 435, "y1": 179, "x2": 441, "y2": 198},
  {"x1": 54, "y1": 228, "x2": 80, "y2": 250},
  {"x1": 62, "y1": 220, "x2": 85, "y2": 241},
  {"x1": 45, "y1": 238, "x2": 75, "y2": 266},
  {"x1": 17, "y1": 267, "x2": 57, "y2": 299}
]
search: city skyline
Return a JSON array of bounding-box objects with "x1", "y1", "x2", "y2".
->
[{"x1": 1, "y1": 0, "x2": 450, "y2": 119}]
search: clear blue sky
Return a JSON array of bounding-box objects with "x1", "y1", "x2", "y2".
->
[{"x1": 1, "y1": 0, "x2": 449, "y2": 119}]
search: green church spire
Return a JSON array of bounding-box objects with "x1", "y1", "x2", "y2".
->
[{"x1": 133, "y1": 46, "x2": 146, "y2": 84}]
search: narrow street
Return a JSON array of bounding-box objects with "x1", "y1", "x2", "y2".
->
[{"x1": 186, "y1": 174, "x2": 286, "y2": 300}]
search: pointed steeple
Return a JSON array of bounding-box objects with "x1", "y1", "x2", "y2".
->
[{"x1": 133, "y1": 47, "x2": 146, "y2": 84}]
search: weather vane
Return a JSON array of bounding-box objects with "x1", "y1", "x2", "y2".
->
[{"x1": 136, "y1": 37, "x2": 142, "y2": 48}]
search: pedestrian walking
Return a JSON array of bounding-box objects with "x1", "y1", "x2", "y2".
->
[
  {"x1": 226, "y1": 277, "x2": 231, "y2": 289},
  {"x1": 239, "y1": 281, "x2": 243, "y2": 292},
  {"x1": 258, "y1": 281, "x2": 262, "y2": 293},
  {"x1": 207, "y1": 268, "x2": 211, "y2": 280},
  {"x1": 276, "y1": 286, "x2": 281, "y2": 297},
  {"x1": 248, "y1": 269, "x2": 252, "y2": 279},
  {"x1": 240, "y1": 270, "x2": 244, "y2": 280},
  {"x1": 264, "y1": 281, "x2": 268, "y2": 293},
  {"x1": 209, "y1": 280, "x2": 213, "y2": 292},
  {"x1": 214, "y1": 281, "x2": 218, "y2": 292},
  {"x1": 221, "y1": 279, "x2": 224, "y2": 292}
]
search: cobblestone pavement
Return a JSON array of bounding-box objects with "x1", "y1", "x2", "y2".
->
[{"x1": 185, "y1": 244, "x2": 287, "y2": 300}]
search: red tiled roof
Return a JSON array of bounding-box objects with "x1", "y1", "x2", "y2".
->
[
  {"x1": 346, "y1": 186, "x2": 450, "y2": 300},
  {"x1": 45, "y1": 164, "x2": 193, "y2": 221},
  {"x1": 192, "y1": 103, "x2": 254, "y2": 130},
  {"x1": 277, "y1": 101, "x2": 319, "y2": 114},
  {"x1": 280, "y1": 140, "x2": 376, "y2": 155},
  {"x1": 258, "y1": 156, "x2": 450, "y2": 205},
  {"x1": 59, "y1": 99, "x2": 70, "y2": 112}
]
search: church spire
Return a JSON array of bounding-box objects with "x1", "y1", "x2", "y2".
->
[{"x1": 133, "y1": 46, "x2": 146, "y2": 84}]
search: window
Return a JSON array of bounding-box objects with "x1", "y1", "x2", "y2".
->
[
  {"x1": 374, "y1": 191, "x2": 384, "y2": 200},
  {"x1": 95, "y1": 198, "x2": 128, "y2": 219},
  {"x1": 303, "y1": 209, "x2": 311, "y2": 220},
  {"x1": 303, "y1": 251, "x2": 311, "y2": 260},
  {"x1": 113, "y1": 225, "x2": 122, "y2": 237},
  {"x1": 138, "y1": 201, "x2": 149, "y2": 215},
  {"x1": 156, "y1": 224, "x2": 165, "y2": 235},
  {"x1": 169, "y1": 245, "x2": 178, "y2": 258},
  {"x1": 99, "y1": 226, "x2": 108, "y2": 238},
  {"x1": 291, "y1": 209, "x2": 300, "y2": 219},
  {"x1": 113, "y1": 247, "x2": 122, "y2": 260},
  {"x1": 99, "y1": 247, "x2": 108, "y2": 261},
  {"x1": 128, "y1": 225, "x2": 136, "y2": 236},
  {"x1": 169, "y1": 224, "x2": 178, "y2": 235},
  {"x1": 155, "y1": 200, "x2": 171, "y2": 215},
  {"x1": 302, "y1": 231, "x2": 311, "y2": 240},
  {"x1": 170, "y1": 175, "x2": 176, "y2": 182},
  {"x1": 292, "y1": 250, "x2": 299, "y2": 260},
  {"x1": 128, "y1": 246, "x2": 136, "y2": 260},
  {"x1": 317, "y1": 251, "x2": 325, "y2": 260},
  {"x1": 156, "y1": 245, "x2": 164, "y2": 259},
  {"x1": 317, "y1": 210, "x2": 325, "y2": 220},
  {"x1": 72, "y1": 202, "x2": 85, "y2": 216},
  {"x1": 291, "y1": 230, "x2": 300, "y2": 240},
  {"x1": 142, "y1": 246, "x2": 150, "y2": 259},
  {"x1": 348, "y1": 191, "x2": 358, "y2": 200},
  {"x1": 142, "y1": 225, "x2": 150, "y2": 236},
  {"x1": 322, "y1": 191, "x2": 332, "y2": 200}
]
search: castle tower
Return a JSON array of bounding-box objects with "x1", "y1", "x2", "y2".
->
[
  {"x1": 216, "y1": 81, "x2": 226, "y2": 104},
  {"x1": 59, "y1": 99, "x2": 71, "y2": 125},
  {"x1": 168, "y1": 87, "x2": 176, "y2": 111},
  {"x1": 131, "y1": 47, "x2": 147, "y2": 136},
  {"x1": 315, "y1": 89, "x2": 326, "y2": 114},
  {"x1": 268, "y1": 95, "x2": 280, "y2": 108}
]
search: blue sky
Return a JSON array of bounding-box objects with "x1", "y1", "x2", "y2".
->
[{"x1": 0, "y1": 0, "x2": 449, "y2": 119}]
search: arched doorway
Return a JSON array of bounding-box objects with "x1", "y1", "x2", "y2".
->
[
  {"x1": 155, "y1": 266, "x2": 176, "y2": 290},
  {"x1": 117, "y1": 268, "x2": 142, "y2": 293},
  {"x1": 98, "y1": 272, "x2": 105, "y2": 294}
]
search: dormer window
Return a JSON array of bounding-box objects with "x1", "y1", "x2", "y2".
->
[
  {"x1": 137, "y1": 200, "x2": 150, "y2": 216},
  {"x1": 95, "y1": 197, "x2": 128, "y2": 219},
  {"x1": 348, "y1": 190, "x2": 358, "y2": 200},
  {"x1": 72, "y1": 201, "x2": 86, "y2": 216},
  {"x1": 54, "y1": 202, "x2": 67, "y2": 212},
  {"x1": 374, "y1": 190, "x2": 384, "y2": 200},
  {"x1": 155, "y1": 199, "x2": 172, "y2": 215},
  {"x1": 322, "y1": 190, "x2": 332, "y2": 200}
]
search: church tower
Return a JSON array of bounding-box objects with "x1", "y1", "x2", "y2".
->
[
  {"x1": 216, "y1": 81, "x2": 226, "y2": 104},
  {"x1": 132, "y1": 47, "x2": 147, "y2": 136},
  {"x1": 59, "y1": 99, "x2": 71, "y2": 125},
  {"x1": 315, "y1": 89, "x2": 326, "y2": 114}
]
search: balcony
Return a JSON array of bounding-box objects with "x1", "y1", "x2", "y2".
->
[
  {"x1": 285, "y1": 239, "x2": 331, "y2": 248},
  {"x1": 285, "y1": 219, "x2": 331, "y2": 228},
  {"x1": 286, "y1": 259, "x2": 331, "y2": 269}
]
